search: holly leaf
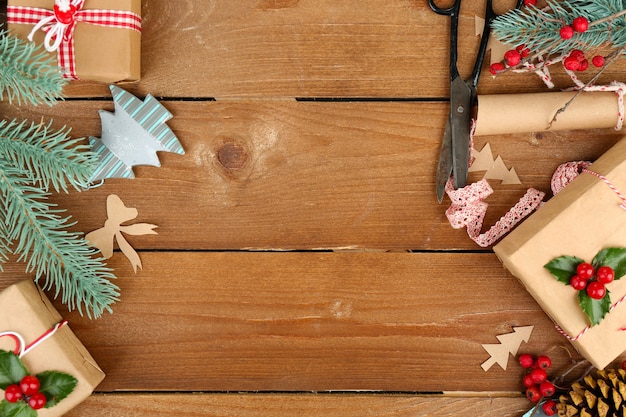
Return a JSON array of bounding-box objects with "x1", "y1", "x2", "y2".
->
[
  {"x1": 0, "y1": 350, "x2": 28, "y2": 389},
  {"x1": 592, "y1": 248, "x2": 626, "y2": 280},
  {"x1": 37, "y1": 370, "x2": 78, "y2": 408},
  {"x1": 544, "y1": 255, "x2": 584, "y2": 284},
  {"x1": 579, "y1": 289, "x2": 611, "y2": 326},
  {"x1": 0, "y1": 400, "x2": 37, "y2": 417}
]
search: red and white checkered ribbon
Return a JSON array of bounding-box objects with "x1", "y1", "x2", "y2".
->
[{"x1": 7, "y1": 0, "x2": 141, "y2": 80}]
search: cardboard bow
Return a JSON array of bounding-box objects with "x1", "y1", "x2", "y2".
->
[{"x1": 86, "y1": 194, "x2": 157, "y2": 272}]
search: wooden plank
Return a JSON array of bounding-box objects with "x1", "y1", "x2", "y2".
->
[
  {"x1": 2, "y1": 100, "x2": 623, "y2": 251},
  {"x1": 58, "y1": 0, "x2": 626, "y2": 99},
  {"x1": 0, "y1": 252, "x2": 603, "y2": 392},
  {"x1": 65, "y1": 393, "x2": 532, "y2": 417}
]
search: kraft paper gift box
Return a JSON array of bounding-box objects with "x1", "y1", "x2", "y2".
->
[
  {"x1": 0, "y1": 280, "x2": 105, "y2": 416},
  {"x1": 8, "y1": 0, "x2": 141, "y2": 83},
  {"x1": 494, "y1": 136, "x2": 626, "y2": 370}
]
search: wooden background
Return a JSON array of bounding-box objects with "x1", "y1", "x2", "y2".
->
[{"x1": 2, "y1": 0, "x2": 626, "y2": 415}]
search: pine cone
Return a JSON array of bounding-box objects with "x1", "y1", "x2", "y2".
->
[{"x1": 557, "y1": 369, "x2": 626, "y2": 417}]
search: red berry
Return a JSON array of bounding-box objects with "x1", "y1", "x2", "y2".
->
[
  {"x1": 20, "y1": 375, "x2": 40, "y2": 396},
  {"x1": 523, "y1": 373, "x2": 535, "y2": 388},
  {"x1": 560, "y1": 25, "x2": 574, "y2": 39},
  {"x1": 28, "y1": 392, "x2": 47, "y2": 410},
  {"x1": 622, "y1": 359, "x2": 626, "y2": 371},
  {"x1": 587, "y1": 281, "x2": 606, "y2": 300},
  {"x1": 592, "y1": 55, "x2": 605, "y2": 67},
  {"x1": 578, "y1": 59, "x2": 589, "y2": 71},
  {"x1": 542, "y1": 400, "x2": 558, "y2": 416},
  {"x1": 519, "y1": 353, "x2": 535, "y2": 368},
  {"x1": 504, "y1": 50, "x2": 522, "y2": 67},
  {"x1": 516, "y1": 44, "x2": 530, "y2": 57},
  {"x1": 564, "y1": 56, "x2": 580, "y2": 71},
  {"x1": 540, "y1": 381, "x2": 556, "y2": 397},
  {"x1": 570, "y1": 275, "x2": 588, "y2": 290},
  {"x1": 4, "y1": 384, "x2": 23, "y2": 403},
  {"x1": 536, "y1": 355, "x2": 552, "y2": 370},
  {"x1": 489, "y1": 62, "x2": 505, "y2": 75},
  {"x1": 523, "y1": 0, "x2": 537, "y2": 5},
  {"x1": 597, "y1": 266, "x2": 615, "y2": 284},
  {"x1": 576, "y1": 262, "x2": 595, "y2": 280},
  {"x1": 572, "y1": 16, "x2": 589, "y2": 33},
  {"x1": 530, "y1": 368, "x2": 547, "y2": 384},
  {"x1": 569, "y1": 49, "x2": 585, "y2": 62},
  {"x1": 526, "y1": 385, "x2": 542, "y2": 402}
]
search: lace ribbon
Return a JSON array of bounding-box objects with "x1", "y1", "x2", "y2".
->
[
  {"x1": 445, "y1": 179, "x2": 545, "y2": 247},
  {"x1": 7, "y1": 0, "x2": 141, "y2": 80},
  {"x1": 0, "y1": 320, "x2": 68, "y2": 358}
]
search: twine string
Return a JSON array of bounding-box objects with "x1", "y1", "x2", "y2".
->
[
  {"x1": 0, "y1": 320, "x2": 68, "y2": 358},
  {"x1": 556, "y1": 294, "x2": 626, "y2": 341},
  {"x1": 582, "y1": 168, "x2": 626, "y2": 210}
]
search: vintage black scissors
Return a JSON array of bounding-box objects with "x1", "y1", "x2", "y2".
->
[{"x1": 432, "y1": 0, "x2": 523, "y2": 203}]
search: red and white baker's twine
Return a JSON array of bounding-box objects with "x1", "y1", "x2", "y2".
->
[
  {"x1": 0, "y1": 320, "x2": 68, "y2": 358},
  {"x1": 582, "y1": 168, "x2": 626, "y2": 210},
  {"x1": 555, "y1": 295, "x2": 626, "y2": 342},
  {"x1": 513, "y1": 52, "x2": 626, "y2": 131},
  {"x1": 7, "y1": 0, "x2": 141, "y2": 80}
]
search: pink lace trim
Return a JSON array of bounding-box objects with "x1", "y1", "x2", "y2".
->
[
  {"x1": 550, "y1": 161, "x2": 591, "y2": 194},
  {"x1": 445, "y1": 179, "x2": 545, "y2": 247}
]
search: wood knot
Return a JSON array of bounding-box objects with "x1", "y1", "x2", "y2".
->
[{"x1": 217, "y1": 141, "x2": 248, "y2": 170}]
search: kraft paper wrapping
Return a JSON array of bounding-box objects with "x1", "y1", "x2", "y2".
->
[
  {"x1": 474, "y1": 91, "x2": 620, "y2": 136},
  {"x1": 0, "y1": 280, "x2": 105, "y2": 416},
  {"x1": 8, "y1": 0, "x2": 141, "y2": 83},
  {"x1": 494, "y1": 136, "x2": 626, "y2": 369}
]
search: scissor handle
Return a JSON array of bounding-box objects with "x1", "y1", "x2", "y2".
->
[
  {"x1": 468, "y1": 0, "x2": 525, "y2": 90},
  {"x1": 427, "y1": 0, "x2": 460, "y2": 16},
  {"x1": 429, "y1": 0, "x2": 462, "y2": 80}
]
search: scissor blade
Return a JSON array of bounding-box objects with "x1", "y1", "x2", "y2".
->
[
  {"x1": 449, "y1": 76, "x2": 473, "y2": 189},
  {"x1": 435, "y1": 117, "x2": 453, "y2": 204}
]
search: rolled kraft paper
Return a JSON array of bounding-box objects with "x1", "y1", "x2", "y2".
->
[{"x1": 474, "y1": 91, "x2": 620, "y2": 136}]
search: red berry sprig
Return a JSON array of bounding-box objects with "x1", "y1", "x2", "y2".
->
[
  {"x1": 519, "y1": 354, "x2": 557, "y2": 415},
  {"x1": 489, "y1": 44, "x2": 532, "y2": 75},
  {"x1": 545, "y1": 248, "x2": 626, "y2": 327},
  {"x1": 560, "y1": 16, "x2": 589, "y2": 39},
  {"x1": 3, "y1": 375, "x2": 47, "y2": 410},
  {"x1": 567, "y1": 262, "x2": 614, "y2": 300}
]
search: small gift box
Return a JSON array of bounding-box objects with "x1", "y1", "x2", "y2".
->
[
  {"x1": 494, "y1": 136, "x2": 626, "y2": 369},
  {"x1": 7, "y1": 0, "x2": 141, "y2": 82},
  {"x1": 0, "y1": 280, "x2": 104, "y2": 416}
]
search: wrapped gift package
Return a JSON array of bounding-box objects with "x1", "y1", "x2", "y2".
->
[
  {"x1": 8, "y1": 0, "x2": 141, "y2": 83},
  {"x1": 0, "y1": 280, "x2": 105, "y2": 416},
  {"x1": 494, "y1": 136, "x2": 626, "y2": 370}
]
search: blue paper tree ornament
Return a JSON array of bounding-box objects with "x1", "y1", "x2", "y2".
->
[{"x1": 89, "y1": 85, "x2": 184, "y2": 182}]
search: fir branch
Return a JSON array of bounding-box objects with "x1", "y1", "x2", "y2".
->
[
  {"x1": 0, "y1": 31, "x2": 66, "y2": 106},
  {"x1": 0, "y1": 119, "x2": 96, "y2": 193},
  {"x1": 0, "y1": 158, "x2": 118, "y2": 318},
  {"x1": 493, "y1": 0, "x2": 626, "y2": 54}
]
